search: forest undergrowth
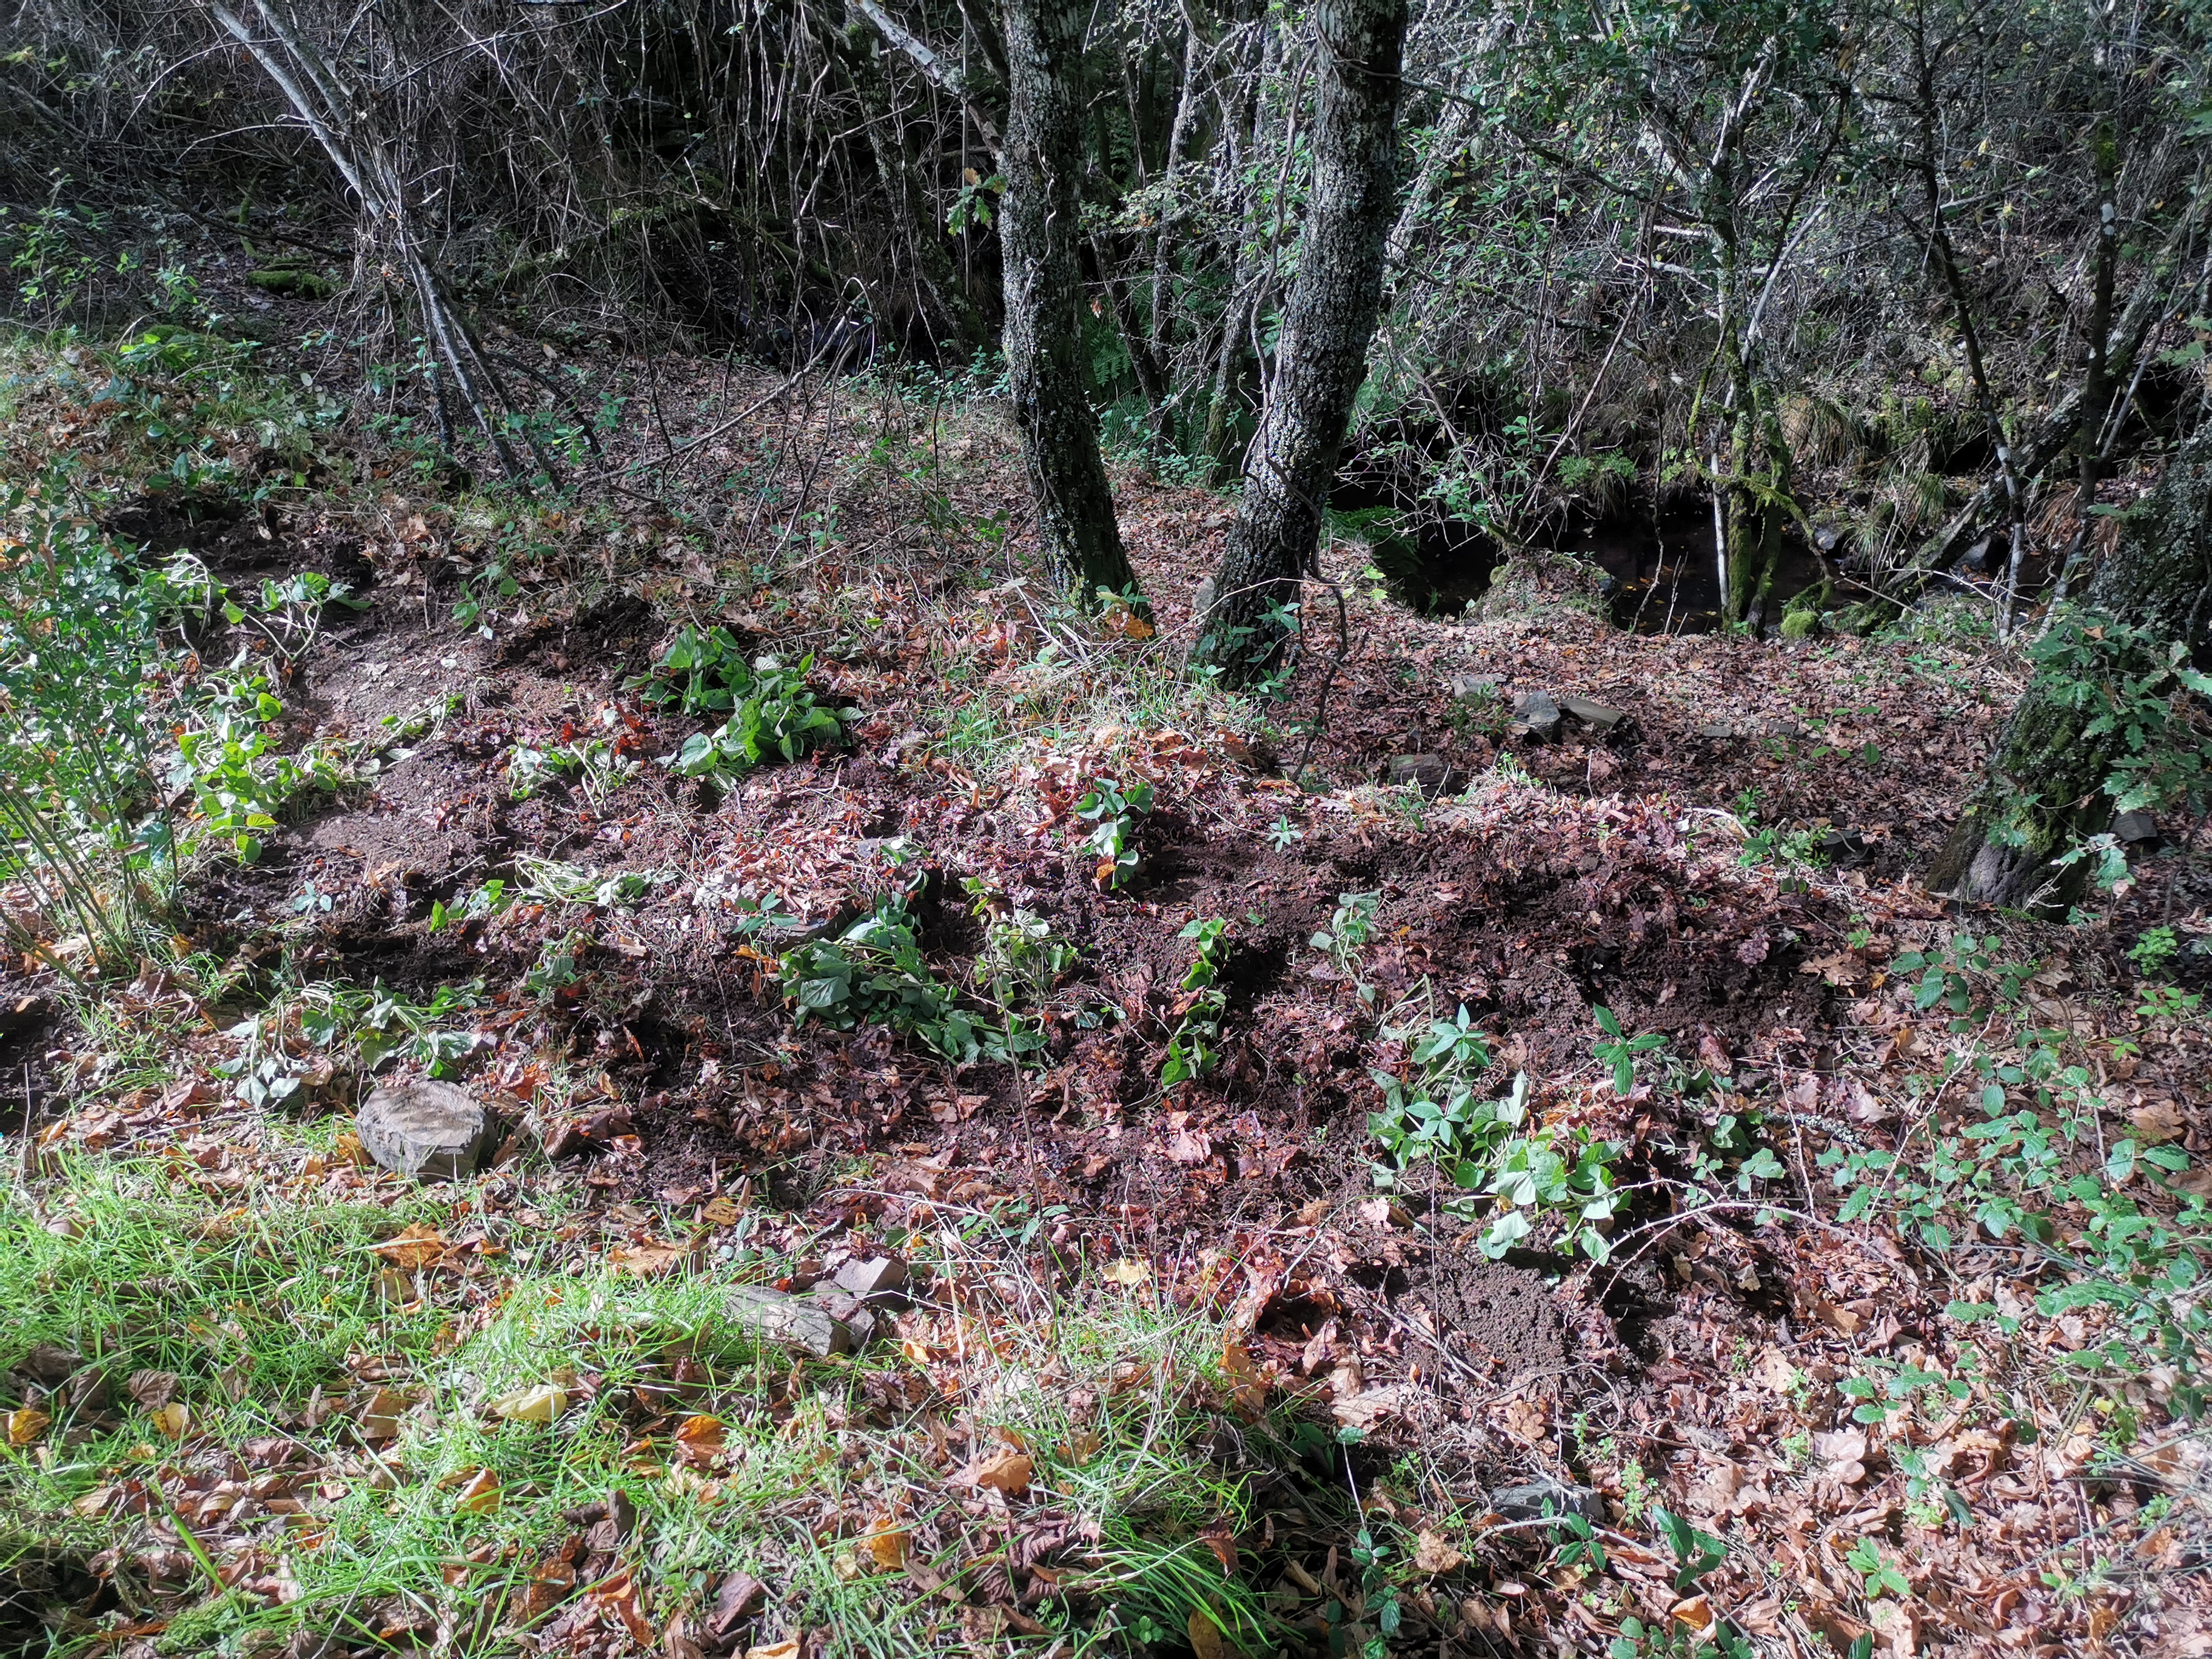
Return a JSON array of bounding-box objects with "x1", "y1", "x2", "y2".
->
[{"x1": 2, "y1": 318, "x2": 2210, "y2": 1659}]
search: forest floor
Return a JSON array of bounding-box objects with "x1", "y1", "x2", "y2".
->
[{"x1": 2, "y1": 312, "x2": 2211, "y2": 1659}]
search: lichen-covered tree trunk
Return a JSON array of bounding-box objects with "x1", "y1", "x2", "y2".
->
[
  {"x1": 1930, "y1": 419, "x2": 2212, "y2": 908},
  {"x1": 1190, "y1": 0, "x2": 1407, "y2": 685},
  {"x1": 1000, "y1": 0, "x2": 1142, "y2": 611}
]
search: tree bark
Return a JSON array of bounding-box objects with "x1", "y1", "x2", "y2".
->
[
  {"x1": 999, "y1": 0, "x2": 1144, "y2": 611},
  {"x1": 1191, "y1": 0, "x2": 1406, "y2": 685},
  {"x1": 1929, "y1": 419, "x2": 2212, "y2": 908}
]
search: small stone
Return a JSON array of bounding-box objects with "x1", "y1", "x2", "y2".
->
[
  {"x1": 1695, "y1": 721, "x2": 1737, "y2": 740},
  {"x1": 1487, "y1": 1479, "x2": 1601, "y2": 1522},
  {"x1": 1558, "y1": 694, "x2": 1624, "y2": 730},
  {"x1": 2114, "y1": 810, "x2": 2160, "y2": 845},
  {"x1": 355, "y1": 1081, "x2": 494, "y2": 1182},
  {"x1": 1387, "y1": 754, "x2": 1451, "y2": 794},
  {"x1": 1510, "y1": 690, "x2": 1562, "y2": 741},
  {"x1": 1448, "y1": 674, "x2": 1499, "y2": 704},
  {"x1": 1759, "y1": 716, "x2": 1805, "y2": 740},
  {"x1": 725, "y1": 1285, "x2": 852, "y2": 1358},
  {"x1": 833, "y1": 1256, "x2": 909, "y2": 1304}
]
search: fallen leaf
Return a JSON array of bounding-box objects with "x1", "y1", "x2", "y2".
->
[
  {"x1": 674, "y1": 1414, "x2": 726, "y2": 1467},
  {"x1": 957, "y1": 1449, "x2": 1033, "y2": 1496},
  {"x1": 1198, "y1": 1519, "x2": 1238, "y2": 1574},
  {"x1": 583, "y1": 1565, "x2": 654, "y2": 1644},
  {"x1": 1220, "y1": 1336, "x2": 1269, "y2": 1419},
  {"x1": 358, "y1": 1387, "x2": 409, "y2": 1441},
  {"x1": 611, "y1": 1238, "x2": 692, "y2": 1277},
  {"x1": 454, "y1": 1468, "x2": 501, "y2": 1513},
  {"x1": 490, "y1": 1384, "x2": 567, "y2": 1424},
  {"x1": 7, "y1": 1407, "x2": 50, "y2": 1446},
  {"x1": 1813, "y1": 1428, "x2": 1869, "y2": 1483},
  {"x1": 1187, "y1": 1609, "x2": 1224, "y2": 1659},
  {"x1": 1102, "y1": 1258, "x2": 1151, "y2": 1288},
  {"x1": 861, "y1": 1518, "x2": 910, "y2": 1569},
  {"x1": 701, "y1": 1196, "x2": 743, "y2": 1227},
  {"x1": 1672, "y1": 1595, "x2": 1715, "y2": 1632},
  {"x1": 151, "y1": 1403, "x2": 191, "y2": 1440},
  {"x1": 372, "y1": 1225, "x2": 449, "y2": 1270},
  {"x1": 744, "y1": 1643, "x2": 802, "y2": 1659},
  {"x1": 1414, "y1": 1530, "x2": 1464, "y2": 1574},
  {"x1": 126, "y1": 1369, "x2": 179, "y2": 1410}
]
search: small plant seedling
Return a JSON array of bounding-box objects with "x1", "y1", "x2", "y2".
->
[{"x1": 1075, "y1": 777, "x2": 1155, "y2": 890}]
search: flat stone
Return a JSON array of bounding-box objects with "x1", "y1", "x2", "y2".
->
[
  {"x1": 833, "y1": 1256, "x2": 909, "y2": 1304},
  {"x1": 726, "y1": 1285, "x2": 852, "y2": 1357},
  {"x1": 2114, "y1": 810, "x2": 2160, "y2": 844},
  {"x1": 1487, "y1": 1478, "x2": 1601, "y2": 1523},
  {"x1": 1447, "y1": 674, "x2": 1499, "y2": 704},
  {"x1": 1387, "y1": 754, "x2": 1450, "y2": 794},
  {"x1": 1695, "y1": 721, "x2": 1737, "y2": 740},
  {"x1": 356, "y1": 1080, "x2": 494, "y2": 1181},
  {"x1": 1759, "y1": 716, "x2": 1805, "y2": 740},
  {"x1": 1558, "y1": 694, "x2": 1624, "y2": 730}
]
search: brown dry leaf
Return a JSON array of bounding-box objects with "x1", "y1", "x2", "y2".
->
[
  {"x1": 611, "y1": 1238, "x2": 692, "y2": 1278},
  {"x1": 491, "y1": 1383, "x2": 568, "y2": 1424},
  {"x1": 1813, "y1": 1428, "x2": 1869, "y2": 1483},
  {"x1": 454, "y1": 1468, "x2": 501, "y2": 1513},
  {"x1": 1165, "y1": 1127, "x2": 1212, "y2": 1164},
  {"x1": 1671, "y1": 1595, "x2": 1715, "y2": 1632},
  {"x1": 744, "y1": 1643, "x2": 802, "y2": 1659},
  {"x1": 7, "y1": 1407, "x2": 50, "y2": 1446},
  {"x1": 674, "y1": 1414, "x2": 726, "y2": 1467},
  {"x1": 1187, "y1": 1609, "x2": 1224, "y2": 1659},
  {"x1": 2131, "y1": 1099, "x2": 2188, "y2": 1143},
  {"x1": 1413, "y1": 1530, "x2": 1465, "y2": 1574},
  {"x1": 1102, "y1": 1258, "x2": 1151, "y2": 1288},
  {"x1": 1198, "y1": 1519, "x2": 1238, "y2": 1574},
  {"x1": 663, "y1": 1612, "x2": 707, "y2": 1659},
  {"x1": 358, "y1": 1387, "x2": 409, "y2": 1441},
  {"x1": 126, "y1": 1369, "x2": 178, "y2": 1411},
  {"x1": 151, "y1": 1403, "x2": 191, "y2": 1441},
  {"x1": 372, "y1": 1225, "x2": 449, "y2": 1270},
  {"x1": 1220, "y1": 1336, "x2": 1270, "y2": 1419},
  {"x1": 860, "y1": 1518, "x2": 910, "y2": 1569},
  {"x1": 701, "y1": 1196, "x2": 743, "y2": 1227},
  {"x1": 583, "y1": 1565, "x2": 655, "y2": 1644},
  {"x1": 959, "y1": 1449, "x2": 1033, "y2": 1495}
]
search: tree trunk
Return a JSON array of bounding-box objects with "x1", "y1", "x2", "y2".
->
[
  {"x1": 1191, "y1": 0, "x2": 1406, "y2": 685},
  {"x1": 1000, "y1": 0, "x2": 1143, "y2": 611},
  {"x1": 1929, "y1": 420, "x2": 2212, "y2": 908}
]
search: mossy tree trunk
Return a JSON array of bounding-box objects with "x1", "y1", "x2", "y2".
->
[
  {"x1": 1190, "y1": 0, "x2": 1407, "y2": 686},
  {"x1": 1930, "y1": 420, "x2": 2212, "y2": 908},
  {"x1": 1000, "y1": 0, "x2": 1144, "y2": 612}
]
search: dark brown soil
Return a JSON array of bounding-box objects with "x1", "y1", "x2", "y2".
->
[{"x1": 1416, "y1": 1256, "x2": 1574, "y2": 1380}]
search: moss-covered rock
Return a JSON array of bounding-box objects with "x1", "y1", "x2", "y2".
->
[{"x1": 246, "y1": 267, "x2": 338, "y2": 300}]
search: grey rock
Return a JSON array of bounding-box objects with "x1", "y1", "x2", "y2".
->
[
  {"x1": 1192, "y1": 575, "x2": 1218, "y2": 621},
  {"x1": 356, "y1": 1080, "x2": 494, "y2": 1181},
  {"x1": 833, "y1": 1256, "x2": 909, "y2": 1305},
  {"x1": 1488, "y1": 1478, "x2": 1602, "y2": 1523},
  {"x1": 808, "y1": 1287, "x2": 880, "y2": 1347},
  {"x1": 1558, "y1": 694, "x2": 1625, "y2": 730},
  {"x1": 1387, "y1": 754, "x2": 1452, "y2": 795},
  {"x1": 1449, "y1": 674, "x2": 1500, "y2": 704},
  {"x1": 726, "y1": 1285, "x2": 852, "y2": 1357},
  {"x1": 2114, "y1": 810, "x2": 2161, "y2": 845},
  {"x1": 1758, "y1": 716, "x2": 1805, "y2": 740},
  {"x1": 1511, "y1": 689, "x2": 1563, "y2": 740},
  {"x1": 1695, "y1": 720, "x2": 1738, "y2": 740}
]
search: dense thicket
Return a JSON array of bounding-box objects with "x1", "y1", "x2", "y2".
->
[{"x1": 6, "y1": 0, "x2": 2206, "y2": 571}]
